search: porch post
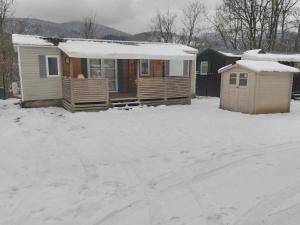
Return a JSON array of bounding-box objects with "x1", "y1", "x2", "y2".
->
[
  {"x1": 70, "y1": 59, "x2": 74, "y2": 105},
  {"x1": 137, "y1": 59, "x2": 140, "y2": 101}
]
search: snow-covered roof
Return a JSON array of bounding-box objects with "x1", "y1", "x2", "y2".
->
[
  {"x1": 218, "y1": 60, "x2": 300, "y2": 74},
  {"x1": 12, "y1": 34, "x2": 54, "y2": 47},
  {"x1": 58, "y1": 39, "x2": 198, "y2": 60},
  {"x1": 217, "y1": 50, "x2": 242, "y2": 58},
  {"x1": 12, "y1": 34, "x2": 198, "y2": 60},
  {"x1": 242, "y1": 49, "x2": 300, "y2": 62}
]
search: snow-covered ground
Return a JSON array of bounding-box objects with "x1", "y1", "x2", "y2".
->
[{"x1": 1, "y1": 98, "x2": 300, "y2": 225}]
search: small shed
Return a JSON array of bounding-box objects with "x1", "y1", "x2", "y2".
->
[
  {"x1": 196, "y1": 48, "x2": 241, "y2": 97},
  {"x1": 218, "y1": 60, "x2": 299, "y2": 114}
]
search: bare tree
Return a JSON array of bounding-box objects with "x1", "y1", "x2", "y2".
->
[
  {"x1": 211, "y1": 3, "x2": 244, "y2": 50},
  {"x1": 291, "y1": 7, "x2": 300, "y2": 51},
  {"x1": 181, "y1": 1, "x2": 205, "y2": 46},
  {"x1": 279, "y1": 0, "x2": 299, "y2": 50},
  {"x1": 80, "y1": 14, "x2": 98, "y2": 39},
  {"x1": 150, "y1": 9, "x2": 177, "y2": 43},
  {"x1": 213, "y1": 0, "x2": 300, "y2": 51},
  {"x1": 0, "y1": 0, "x2": 14, "y2": 33},
  {"x1": 0, "y1": 0, "x2": 15, "y2": 98}
]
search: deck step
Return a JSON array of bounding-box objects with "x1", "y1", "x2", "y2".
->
[{"x1": 111, "y1": 100, "x2": 143, "y2": 110}]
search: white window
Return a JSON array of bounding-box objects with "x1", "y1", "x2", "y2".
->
[
  {"x1": 200, "y1": 61, "x2": 208, "y2": 75},
  {"x1": 239, "y1": 73, "x2": 248, "y2": 86},
  {"x1": 46, "y1": 56, "x2": 60, "y2": 77},
  {"x1": 183, "y1": 60, "x2": 190, "y2": 76},
  {"x1": 170, "y1": 60, "x2": 184, "y2": 76},
  {"x1": 89, "y1": 59, "x2": 102, "y2": 77},
  {"x1": 140, "y1": 59, "x2": 149, "y2": 76},
  {"x1": 229, "y1": 73, "x2": 237, "y2": 85}
]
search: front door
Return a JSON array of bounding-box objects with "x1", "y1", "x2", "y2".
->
[{"x1": 128, "y1": 60, "x2": 137, "y2": 93}]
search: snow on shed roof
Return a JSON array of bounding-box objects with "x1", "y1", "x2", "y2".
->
[
  {"x1": 242, "y1": 49, "x2": 300, "y2": 62},
  {"x1": 58, "y1": 39, "x2": 198, "y2": 60},
  {"x1": 218, "y1": 60, "x2": 300, "y2": 74},
  {"x1": 12, "y1": 34, "x2": 54, "y2": 47}
]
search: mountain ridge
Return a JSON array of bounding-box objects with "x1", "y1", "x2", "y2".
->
[{"x1": 6, "y1": 17, "x2": 131, "y2": 39}]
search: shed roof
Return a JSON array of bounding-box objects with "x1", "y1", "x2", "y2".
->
[
  {"x1": 12, "y1": 34, "x2": 198, "y2": 60},
  {"x1": 242, "y1": 49, "x2": 300, "y2": 62},
  {"x1": 218, "y1": 60, "x2": 300, "y2": 74}
]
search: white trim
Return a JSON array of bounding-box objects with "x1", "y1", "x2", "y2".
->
[
  {"x1": 200, "y1": 61, "x2": 208, "y2": 75},
  {"x1": 88, "y1": 58, "x2": 118, "y2": 92},
  {"x1": 14, "y1": 44, "x2": 57, "y2": 48},
  {"x1": 183, "y1": 60, "x2": 190, "y2": 77},
  {"x1": 17, "y1": 47, "x2": 25, "y2": 101},
  {"x1": 87, "y1": 58, "x2": 91, "y2": 78},
  {"x1": 45, "y1": 55, "x2": 61, "y2": 77},
  {"x1": 115, "y1": 59, "x2": 119, "y2": 92},
  {"x1": 140, "y1": 59, "x2": 150, "y2": 76}
]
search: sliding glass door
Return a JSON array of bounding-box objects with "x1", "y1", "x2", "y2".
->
[{"x1": 89, "y1": 59, "x2": 117, "y2": 92}]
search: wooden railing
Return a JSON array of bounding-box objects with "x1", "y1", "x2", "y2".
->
[
  {"x1": 137, "y1": 77, "x2": 191, "y2": 100},
  {"x1": 62, "y1": 77, "x2": 109, "y2": 105}
]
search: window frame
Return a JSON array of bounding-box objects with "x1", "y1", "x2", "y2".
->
[
  {"x1": 183, "y1": 60, "x2": 190, "y2": 77},
  {"x1": 140, "y1": 59, "x2": 150, "y2": 76},
  {"x1": 239, "y1": 73, "x2": 248, "y2": 87},
  {"x1": 229, "y1": 73, "x2": 237, "y2": 85},
  {"x1": 88, "y1": 58, "x2": 119, "y2": 93},
  {"x1": 200, "y1": 61, "x2": 208, "y2": 75},
  {"x1": 46, "y1": 55, "x2": 60, "y2": 77}
]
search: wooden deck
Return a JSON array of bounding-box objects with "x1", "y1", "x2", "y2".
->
[
  {"x1": 62, "y1": 76, "x2": 191, "y2": 112},
  {"x1": 62, "y1": 77, "x2": 109, "y2": 112},
  {"x1": 137, "y1": 77, "x2": 191, "y2": 100}
]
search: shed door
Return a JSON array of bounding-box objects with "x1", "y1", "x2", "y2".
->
[
  {"x1": 228, "y1": 73, "x2": 239, "y2": 111},
  {"x1": 236, "y1": 73, "x2": 250, "y2": 113},
  {"x1": 227, "y1": 73, "x2": 250, "y2": 112}
]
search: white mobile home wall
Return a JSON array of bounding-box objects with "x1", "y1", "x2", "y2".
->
[{"x1": 18, "y1": 46, "x2": 62, "y2": 102}]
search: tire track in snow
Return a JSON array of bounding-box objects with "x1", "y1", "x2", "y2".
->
[
  {"x1": 145, "y1": 142, "x2": 300, "y2": 195},
  {"x1": 234, "y1": 184, "x2": 300, "y2": 225}
]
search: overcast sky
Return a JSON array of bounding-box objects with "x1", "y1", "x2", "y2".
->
[{"x1": 14, "y1": 0, "x2": 220, "y2": 34}]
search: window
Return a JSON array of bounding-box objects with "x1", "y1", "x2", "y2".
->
[
  {"x1": 200, "y1": 61, "x2": 208, "y2": 75},
  {"x1": 239, "y1": 73, "x2": 248, "y2": 86},
  {"x1": 46, "y1": 56, "x2": 59, "y2": 76},
  {"x1": 89, "y1": 59, "x2": 102, "y2": 77},
  {"x1": 103, "y1": 59, "x2": 116, "y2": 92},
  {"x1": 183, "y1": 60, "x2": 190, "y2": 76},
  {"x1": 89, "y1": 59, "x2": 117, "y2": 92},
  {"x1": 229, "y1": 73, "x2": 237, "y2": 85},
  {"x1": 140, "y1": 59, "x2": 149, "y2": 76}
]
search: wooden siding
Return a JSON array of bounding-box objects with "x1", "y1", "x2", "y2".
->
[
  {"x1": 150, "y1": 60, "x2": 164, "y2": 77},
  {"x1": 62, "y1": 78, "x2": 109, "y2": 104},
  {"x1": 19, "y1": 46, "x2": 62, "y2": 101},
  {"x1": 137, "y1": 77, "x2": 191, "y2": 100},
  {"x1": 61, "y1": 52, "x2": 82, "y2": 78}
]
